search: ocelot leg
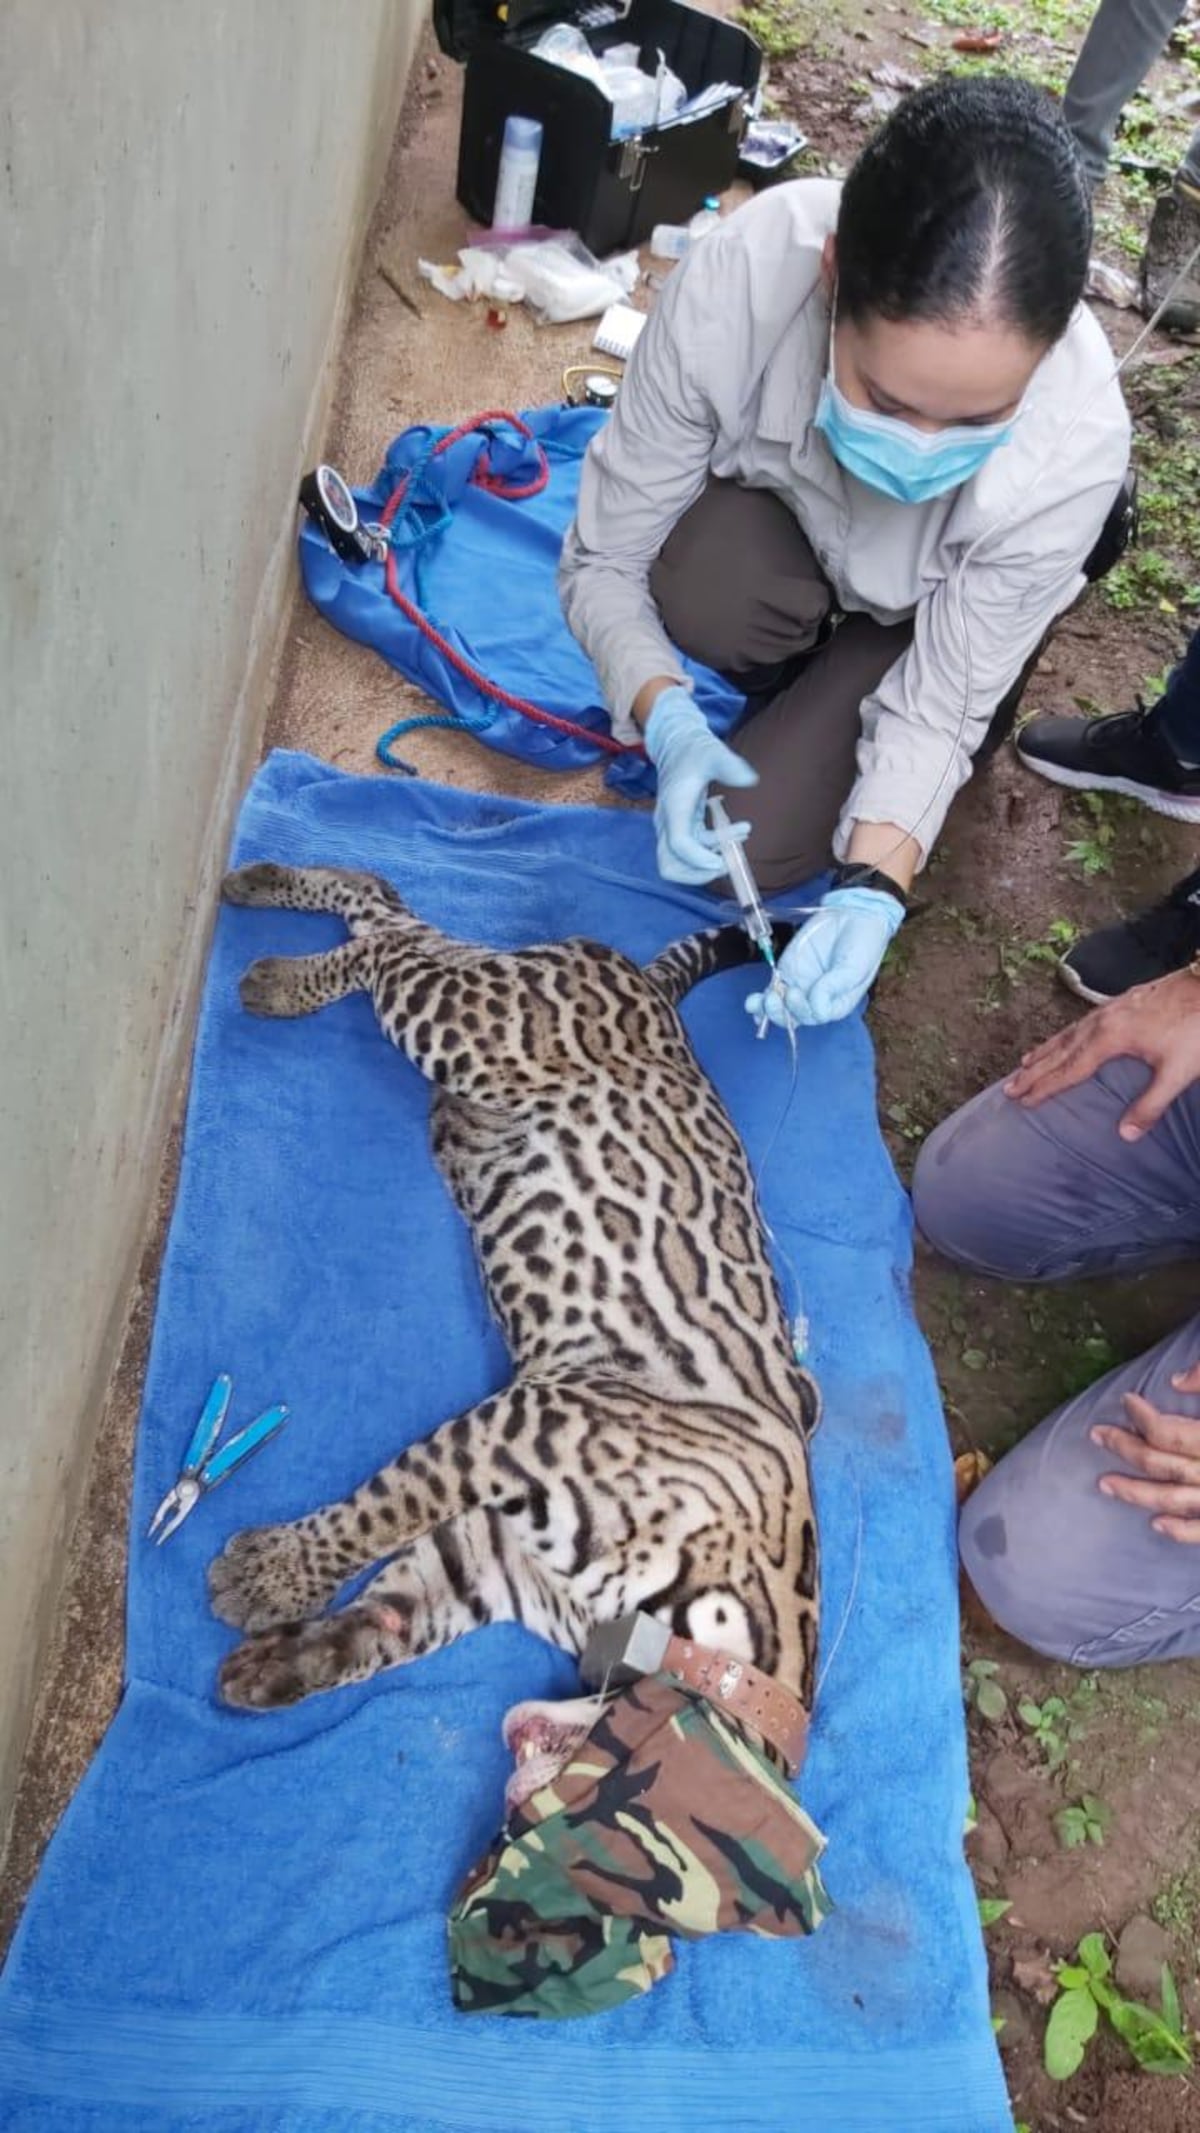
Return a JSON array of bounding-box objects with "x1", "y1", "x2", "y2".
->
[
  {"x1": 217, "y1": 1508, "x2": 590, "y2": 1708},
  {"x1": 218, "y1": 1511, "x2": 508, "y2": 1707},
  {"x1": 224, "y1": 863, "x2": 569, "y2": 1101},
  {"x1": 238, "y1": 939, "x2": 373, "y2": 1018},
  {"x1": 223, "y1": 862, "x2": 414, "y2": 937},
  {"x1": 208, "y1": 1379, "x2": 589, "y2": 1635}
]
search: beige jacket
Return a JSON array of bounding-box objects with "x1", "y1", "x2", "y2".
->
[{"x1": 559, "y1": 179, "x2": 1130, "y2": 863}]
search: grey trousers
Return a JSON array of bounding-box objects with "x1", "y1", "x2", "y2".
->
[
  {"x1": 649, "y1": 479, "x2": 913, "y2": 891},
  {"x1": 1064, "y1": 0, "x2": 1200, "y2": 189},
  {"x1": 912, "y1": 1060, "x2": 1200, "y2": 1666}
]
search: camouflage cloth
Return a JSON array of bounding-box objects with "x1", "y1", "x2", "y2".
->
[{"x1": 448, "y1": 1672, "x2": 830, "y2": 2019}]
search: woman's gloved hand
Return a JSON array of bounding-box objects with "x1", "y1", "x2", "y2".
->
[
  {"x1": 643, "y1": 688, "x2": 758, "y2": 885},
  {"x1": 746, "y1": 886, "x2": 905, "y2": 1029}
]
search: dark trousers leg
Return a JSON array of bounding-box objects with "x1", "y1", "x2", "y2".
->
[
  {"x1": 1148, "y1": 624, "x2": 1200, "y2": 765},
  {"x1": 650, "y1": 478, "x2": 913, "y2": 892},
  {"x1": 649, "y1": 476, "x2": 833, "y2": 681},
  {"x1": 913, "y1": 1062, "x2": 1200, "y2": 1664},
  {"x1": 726, "y1": 616, "x2": 914, "y2": 890}
]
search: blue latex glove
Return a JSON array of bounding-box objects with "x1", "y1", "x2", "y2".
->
[
  {"x1": 643, "y1": 688, "x2": 758, "y2": 885},
  {"x1": 746, "y1": 885, "x2": 905, "y2": 1028}
]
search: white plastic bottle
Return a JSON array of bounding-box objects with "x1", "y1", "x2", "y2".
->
[
  {"x1": 688, "y1": 195, "x2": 722, "y2": 240},
  {"x1": 649, "y1": 197, "x2": 721, "y2": 259},
  {"x1": 649, "y1": 221, "x2": 690, "y2": 259},
  {"x1": 492, "y1": 114, "x2": 543, "y2": 233}
]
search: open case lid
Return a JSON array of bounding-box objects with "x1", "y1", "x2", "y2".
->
[{"x1": 433, "y1": 0, "x2": 575, "y2": 64}]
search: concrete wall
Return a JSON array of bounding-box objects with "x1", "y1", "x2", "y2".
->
[{"x1": 0, "y1": 0, "x2": 423, "y2": 1834}]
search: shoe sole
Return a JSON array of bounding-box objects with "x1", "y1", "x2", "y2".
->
[
  {"x1": 1015, "y1": 748, "x2": 1200, "y2": 822},
  {"x1": 1055, "y1": 956, "x2": 1117, "y2": 1006}
]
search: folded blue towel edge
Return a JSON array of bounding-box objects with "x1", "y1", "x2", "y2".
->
[{"x1": 0, "y1": 1994, "x2": 1012, "y2": 2131}]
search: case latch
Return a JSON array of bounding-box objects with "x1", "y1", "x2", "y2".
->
[{"x1": 616, "y1": 133, "x2": 657, "y2": 191}]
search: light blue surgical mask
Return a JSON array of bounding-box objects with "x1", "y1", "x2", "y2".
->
[{"x1": 814, "y1": 324, "x2": 1017, "y2": 505}]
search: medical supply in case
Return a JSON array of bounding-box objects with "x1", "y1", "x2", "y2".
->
[
  {"x1": 493, "y1": 113, "x2": 544, "y2": 230},
  {"x1": 433, "y1": 0, "x2": 761, "y2": 256}
]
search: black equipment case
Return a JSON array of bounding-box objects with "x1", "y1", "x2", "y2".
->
[{"x1": 433, "y1": 0, "x2": 763, "y2": 256}]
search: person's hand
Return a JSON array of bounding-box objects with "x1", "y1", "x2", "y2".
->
[
  {"x1": 745, "y1": 886, "x2": 904, "y2": 1029},
  {"x1": 1004, "y1": 968, "x2": 1200, "y2": 1140},
  {"x1": 643, "y1": 688, "x2": 757, "y2": 885},
  {"x1": 1091, "y1": 1363, "x2": 1200, "y2": 1541}
]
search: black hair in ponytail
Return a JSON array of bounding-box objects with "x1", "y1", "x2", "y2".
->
[{"x1": 836, "y1": 75, "x2": 1091, "y2": 346}]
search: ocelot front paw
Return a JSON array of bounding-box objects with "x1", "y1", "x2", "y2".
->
[
  {"x1": 239, "y1": 956, "x2": 304, "y2": 1017},
  {"x1": 208, "y1": 1521, "x2": 339, "y2": 1632},
  {"x1": 222, "y1": 863, "x2": 292, "y2": 907},
  {"x1": 218, "y1": 1603, "x2": 410, "y2": 1709}
]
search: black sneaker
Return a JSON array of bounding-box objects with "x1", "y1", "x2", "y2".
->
[
  {"x1": 1058, "y1": 866, "x2": 1200, "y2": 1004},
  {"x1": 1016, "y1": 707, "x2": 1200, "y2": 823},
  {"x1": 1142, "y1": 179, "x2": 1200, "y2": 334}
]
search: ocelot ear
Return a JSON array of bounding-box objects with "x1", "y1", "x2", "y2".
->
[{"x1": 795, "y1": 1368, "x2": 821, "y2": 1439}]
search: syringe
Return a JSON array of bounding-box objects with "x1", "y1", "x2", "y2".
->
[{"x1": 708, "y1": 796, "x2": 776, "y2": 969}]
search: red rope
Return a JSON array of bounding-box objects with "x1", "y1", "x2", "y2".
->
[{"x1": 378, "y1": 411, "x2": 644, "y2": 761}]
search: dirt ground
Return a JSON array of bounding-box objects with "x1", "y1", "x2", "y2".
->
[
  {"x1": 786, "y1": 0, "x2": 1200, "y2": 2124},
  {"x1": 6, "y1": 0, "x2": 1200, "y2": 2125}
]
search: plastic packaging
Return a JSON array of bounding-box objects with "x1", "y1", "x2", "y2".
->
[
  {"x1": 612, "y1": 48, "x2": 686, "y2": 135},
  {"x1": 417, "y1": 249, "x2": 525, "y2": 303},
  {"x1": 739, "y1": 117, "x2": 808, "y2": 176},
  {"x1": 502, "y1": 234, "x2": 637, "y2": 324},
  {"x1": 604, "y1": 64, "x2": 660, "y2": 135},
  {"x1": 417, "y1": 231, "x2": 637, "y2": 323},
  {"x1": 531, "y1": 24, "x2": 610, "y2": 93},
  {"x1": 530, "y1": 23, "x2": 685, "y2": 139},
  {"x1": 492, "y1": 114, "x2": 543, "y2": 233}
]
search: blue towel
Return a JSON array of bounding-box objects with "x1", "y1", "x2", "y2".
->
[
  {"x1": 0, "y1": 752, "x2": 1011, "y2": 2132},
  {"x1": 296, "y1": 406, "x2": 745, "y2": 795}
]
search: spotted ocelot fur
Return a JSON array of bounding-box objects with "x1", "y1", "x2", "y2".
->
[{"x1": 209, "y1": 863, "x2": 819, "y2": 1730}]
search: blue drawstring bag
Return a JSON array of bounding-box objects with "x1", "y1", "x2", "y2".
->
[{"x1": 296, "y1": 404, "x2": 746, "y2": 796}]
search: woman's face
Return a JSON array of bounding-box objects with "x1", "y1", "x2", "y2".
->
[{"x1": 821, "y1": 236, "x2": 1047, "y2": 433}]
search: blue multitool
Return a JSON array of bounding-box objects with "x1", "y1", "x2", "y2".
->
[{"x1": 147, "y1": 1374, "x2": 290, "y2": 1544}]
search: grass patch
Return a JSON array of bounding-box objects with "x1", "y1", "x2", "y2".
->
[
  {"x1": 1152, "y1": 1828, "x2": 1200, "y2": 1944},
  {"x1": 736, "y1": 0, "x2": 816, "y2": 60},
  {"x1": 1104, "y1": 361, "x2": 1200, "y2": 621}
]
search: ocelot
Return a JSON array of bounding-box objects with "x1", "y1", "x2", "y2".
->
[{"x1": 208, "y1": 862, "x2": 819, "y2": 1751}]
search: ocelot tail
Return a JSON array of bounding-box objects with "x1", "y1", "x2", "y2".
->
[{"x1": 208, "y1": 863, "x2": 820, "y2": 1735}]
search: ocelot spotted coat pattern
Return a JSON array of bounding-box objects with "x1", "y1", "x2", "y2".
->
[{"x1": 209, "y1": 863, "x2": 820, "y2": 1731}]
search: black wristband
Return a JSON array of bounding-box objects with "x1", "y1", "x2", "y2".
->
[{"x1": 828, "y1": 861, "x2": 909, "y2": 912}]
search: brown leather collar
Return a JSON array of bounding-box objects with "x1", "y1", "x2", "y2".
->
[{"x1": 662, "y1": 1634, "x2": 810, "y2": 1776}]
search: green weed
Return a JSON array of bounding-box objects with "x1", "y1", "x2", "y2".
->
[
  {"x1": 1054, "y1": 1793, "x2": 1111, "y2": 1849},
  {"x1": 964, "y1": 1658, "x2": 1008, "y2": 1723},
  {"x1": 1045, "y1": 1932, "x2": 1193, "y2": 2079},
  {"x1": 1064, "y1": 832, "x2": 1113, "y2": 877},
  {"x1": 1018, "y1": 1694, "x2": 1070, "y2": 1769},
  {"x1": 883, "y1": 1099, "x2": 927, "y2": 1143}
]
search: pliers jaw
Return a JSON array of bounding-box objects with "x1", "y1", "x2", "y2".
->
[{"x1": 147, "y1": 1475, "x2": 202, "y2": 1545}]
